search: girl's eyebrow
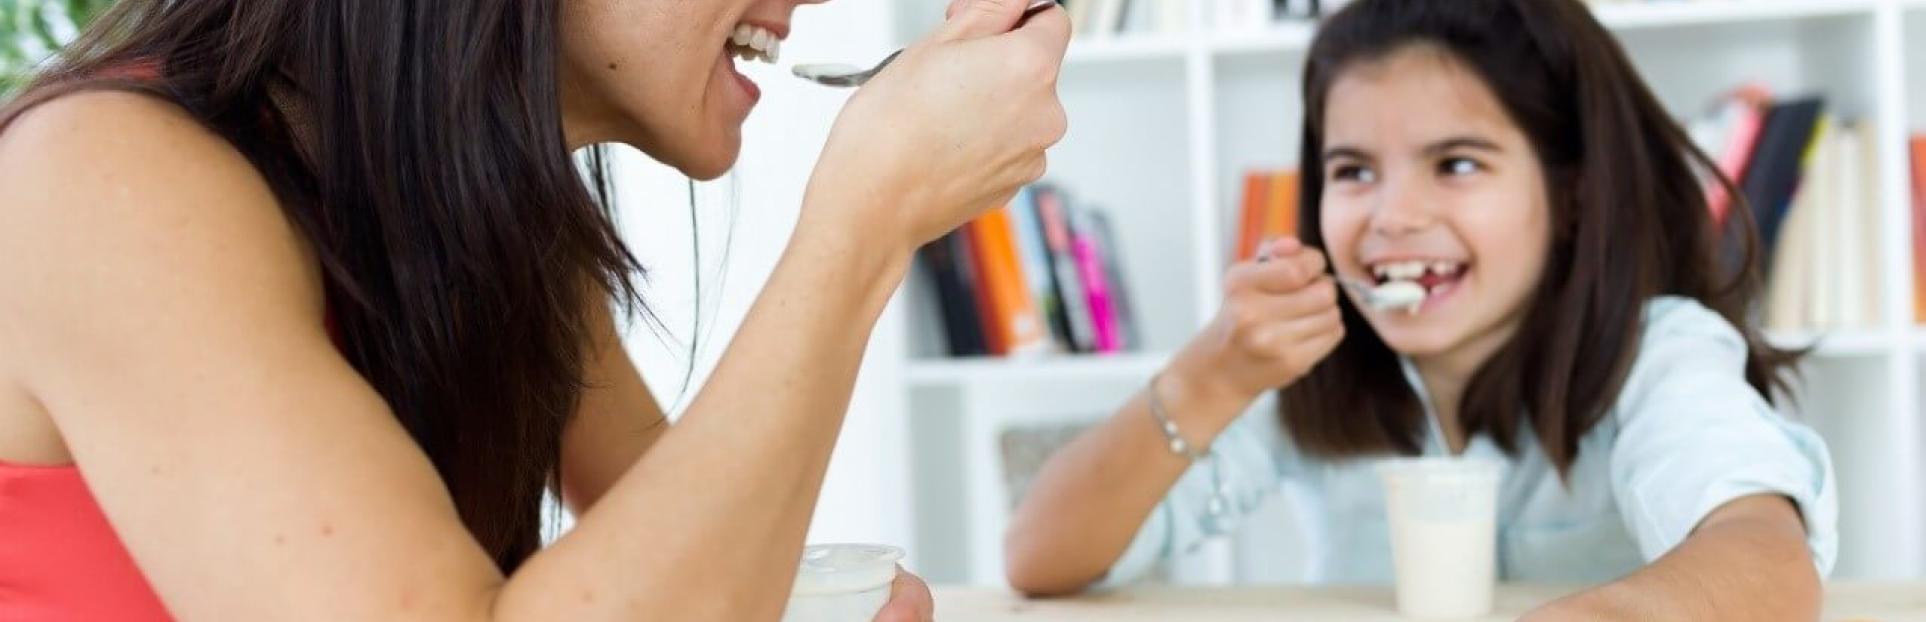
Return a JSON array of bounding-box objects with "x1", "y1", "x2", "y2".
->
[
  {"x1": 1422, "y1": 136, "x2": 1503, "y2": 156},
  {"x1": 1322, "y1": 145, "x2": 1373, "y2": 162}
]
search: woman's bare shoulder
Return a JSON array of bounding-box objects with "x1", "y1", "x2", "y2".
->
[{"x1": 0, "y1": 89, "x2": 324, "y2": 391}]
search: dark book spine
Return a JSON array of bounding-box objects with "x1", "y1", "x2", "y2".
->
[
  {"x1": 1738, "y1": 96, "x2": 1825, "y2": 265},
  {"x1": 949, "y1": 228, "x2": 993, "y2": 357},
  {"x1": 916, "y1": 234, "x2": 984, "y2": 357}
]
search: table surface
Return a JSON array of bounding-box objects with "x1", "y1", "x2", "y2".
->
[{"x1": 933, "y1": 583, "x2": 1926, "y2": 621}]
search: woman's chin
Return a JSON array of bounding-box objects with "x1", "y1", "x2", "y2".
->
[{"x1": 672, "y1": 141, "x2": 742, "y2": 181}]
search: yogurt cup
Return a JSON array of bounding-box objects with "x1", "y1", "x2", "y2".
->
[
  {"x1": 1377, "y1": 457, "x2": 1502, "y2": 620},
  {"x1": 781, "y1": 544, "x2": 903, "y2": 622}
]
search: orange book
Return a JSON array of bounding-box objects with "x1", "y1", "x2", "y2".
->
[
  {"x1": 1264, "y1": 170, "x2": 1301, "y2": 242},
  {"x1": 961, "y1": 224, "x2": 1007, "y2": 355},
  {"x1": 971, "y1": 208, "x2": 1049, "y2": 355},
  {"x1": 1236, "y1": 172, "x2": 1270, "y2": 261},
  {"x1": 1910, "y1": 135, "x2": 1926, "y2": 323}
]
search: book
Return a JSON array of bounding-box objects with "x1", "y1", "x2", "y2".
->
[
  {"x1": 1037, "y1": 188, "x2": 1099, "y2": 352},
  {"x1": 971, "y1": 207, "x2": 1052, "y2": 356},
  {"x1": 1761, "y1": 119, "x2": 1885, "y2": 332},
  {"x1": 1912, "y1": 135, "x2": 1926, "y2": 323},
  {"x1": 1836, "y1": 121, "x2": 1882, "y2": 328},
  {"x1": 1069, "y1": 206, "x2": 1122, "y2": 354},
  {"x1": 916, "y1": 234, "x2": 988, "y2": 357},
  {"x1": 1804, "y1": 118, "x2": 1839, "y2": 329},
  {"x1": 1009, "y1": 187, "x2": 1068, "y2": 352},
  {"x1": 1235, "y1": 172, "x2": 1271, "y2": 261},
  {"x1": 1702, "y1": 89, "x2": 1769, "y2": 225},
  {"x1": 1264, "y1": 169, "x2": 1301, "y2": 243},
  {"x1": 960, "y1": 225, "x2": 1008, "y2": 355},
  {"x1": 1737, "y1": 96, "x2": 1825, "y2": 262},
  {"x1": 1067, "y1": 0, "x2": 1096, "y2": 38},
  {"x1": 1090, "y1": 0, "x2": 1129, "y2": 39},
  {"x1": 1086, "y1": 209, "x2": 1141, "y2": 352}
]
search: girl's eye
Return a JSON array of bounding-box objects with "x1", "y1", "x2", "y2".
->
[
  {"x1": 1440, "y1": 157, "x2": 1482, "y2": 177},
  {"x1": 1332, "y1": 165, "x2": 1378, "y2": 183}
]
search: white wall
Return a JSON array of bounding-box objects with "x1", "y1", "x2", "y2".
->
[{"x1": 602, "y1": 0, "x2": 919, "y2": 566}]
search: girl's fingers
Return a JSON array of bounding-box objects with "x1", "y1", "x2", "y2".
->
[{"x1": 1233, "y1": 250, "x2": 1329, "y2": 295}]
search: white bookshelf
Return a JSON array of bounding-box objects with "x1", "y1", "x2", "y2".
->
[{"x1": 880, "y1": 0, "x2": 1926, "y2": 585}]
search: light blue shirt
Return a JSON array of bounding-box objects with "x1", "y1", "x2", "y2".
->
[{"x1": 1102, "y1": 297, "x2": 1838, "y2": 586}]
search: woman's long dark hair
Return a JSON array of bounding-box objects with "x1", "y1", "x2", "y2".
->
[
  {"x1": 1280, "y1": 0, "x2": 1801, "y2": 475},
  {"x1": 4, "y1": 1, "x2": 642, "y2": 571}
]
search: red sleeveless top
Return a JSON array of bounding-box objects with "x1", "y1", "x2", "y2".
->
[{"x1": 0, "y1": 462, "x2": 172, "y2": 621}]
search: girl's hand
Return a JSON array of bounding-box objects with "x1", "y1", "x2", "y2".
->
[
  {"x1": 1169, "y1": 237, "x2": 1346, "y2": 409},
  {"x1": 805, "y1": 0, "x2": 1071, "y2": 252},
  {"x1": 872, "y1": 567, "x2": 935, "y2": 622}
]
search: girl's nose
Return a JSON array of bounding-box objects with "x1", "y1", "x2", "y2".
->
[{"x1": 1369, "y1": 177, "x2": 1437, "y2": 237}]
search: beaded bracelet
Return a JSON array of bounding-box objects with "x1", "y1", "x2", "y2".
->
[{"x1": 1146, "y1": 373, "x2": 1212, "y2": 461}]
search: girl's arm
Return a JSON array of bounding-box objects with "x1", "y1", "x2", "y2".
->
[
  {"x1": 1004, "y1": 240, "x2": 1343, "y2": 595},
  {"x1": 1525, "y1": 494, "x2": 1820, "y2": 621},
  {"x1": 1526, "y1": 300, "x2": 1835, "y2": 621}
]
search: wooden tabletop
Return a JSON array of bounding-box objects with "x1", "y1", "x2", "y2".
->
[{"x1": 933, "y1": 583, "x2": 1926, "y2": 621}]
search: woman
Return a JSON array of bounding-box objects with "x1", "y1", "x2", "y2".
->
[{"x1": 0, "y1": 0, "x2": 1068, "y2": 619}]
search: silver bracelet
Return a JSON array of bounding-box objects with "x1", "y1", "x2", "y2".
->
[{"x1": 1146, "y1": 373, "x2": 1212, "y2": 461}]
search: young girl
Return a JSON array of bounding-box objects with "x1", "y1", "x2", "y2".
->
[{"x1": 1004, "y1": 0, "x2": 1836, "y2": 618}]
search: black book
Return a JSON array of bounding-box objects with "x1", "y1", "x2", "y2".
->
[
  {"x1": 1737, "y1": 96, "x2": 1825, "y2": 264},
  {"x1": 916, "y1": 231, "x2": 987, "y2": 357}
]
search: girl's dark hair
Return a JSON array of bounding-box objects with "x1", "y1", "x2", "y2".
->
[
  {"x1": 3, "y1": 1, "x2": 642, "y2": 571},
  {"x1": 1281, "y1": 0, "x2": 1800, "y2": 474}
]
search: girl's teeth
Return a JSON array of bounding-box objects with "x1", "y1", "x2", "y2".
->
[{"x1": 733, "y1": 25, "x2": 753, "y2": 46}]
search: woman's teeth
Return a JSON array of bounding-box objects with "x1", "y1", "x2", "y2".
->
[{"x1": 729, "y1": 24, "x2": 781, "y2": 63}]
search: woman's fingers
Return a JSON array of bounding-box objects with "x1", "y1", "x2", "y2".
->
[
  {"x1": 872, "y1": 568, "x2": 936, "y2": 622},
  {"x1": 939, "y1": 0, "x2": 1040, "y2": 41}
]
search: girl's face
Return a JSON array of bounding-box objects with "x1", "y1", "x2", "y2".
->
[
  {"x1": 559, "y1": 0, "x2": 829, "y2": 179},
  {"x1": 1319, "y1": 46, "x2": 1552, "y2": 368}
]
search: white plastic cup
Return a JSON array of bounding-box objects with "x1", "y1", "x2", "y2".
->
[
  {"x1": 781, "y1": 544, "x2": 903, "y2": 622},
  {"x1": 1377, "y1": 457, "x2": 1502, "y2": 620}
]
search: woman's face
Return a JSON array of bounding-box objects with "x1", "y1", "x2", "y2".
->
[
  {"x1": 1318, "y1": 46, "x2": 1552, "y2": 369},
  {"x1": 559, "y1": 0, "x2": 828, "y2": 179}
]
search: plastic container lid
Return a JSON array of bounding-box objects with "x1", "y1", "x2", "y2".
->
[{"x1": 791, "y1": 544, "x2": 904, "y2": 597}]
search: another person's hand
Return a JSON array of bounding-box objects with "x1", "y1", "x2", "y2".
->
[
  {"x1": 807, "y1": 0, "x2": 1071, "y2": 251},
  {"x1": 872, "y1": 567, "x2": 935, "y2": 622},
  {"x1": 1168, "y1": 237, "x2": 1345, "y2": 409}
]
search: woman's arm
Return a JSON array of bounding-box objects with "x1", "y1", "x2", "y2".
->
[
  {"x1": 1004, "y1": 240, "x2": 1343, "y2": 595},
  {"x1": 1525, "y1": 494, "x2": 1820, "y2": 621}
]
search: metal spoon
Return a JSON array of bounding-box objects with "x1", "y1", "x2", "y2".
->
[{"x1": 792, "y1": 0, "x2": 1059, "y2": 88}]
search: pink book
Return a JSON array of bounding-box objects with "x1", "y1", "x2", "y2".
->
[
  {"x1": 1071, "y1": 217, "x2": 1121, "y2": 354},
  {"x1": 1708, "y1": 87, "x2": 1771, "y2": 224}
]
